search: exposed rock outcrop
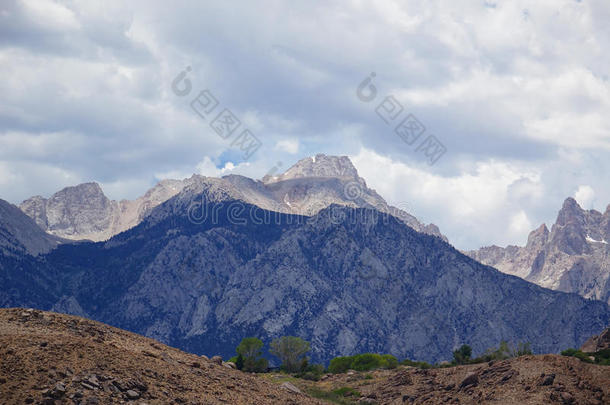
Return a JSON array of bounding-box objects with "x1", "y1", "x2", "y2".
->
[
  {"x1": 581, "y1": 328, "x2": 610, "y2": 353},
  {"x1": 468, "y1": 198, "x2": 610, "y2": 303},
  {"x1": 19, "y1": 180, "x2": 187, "y2": 242}
]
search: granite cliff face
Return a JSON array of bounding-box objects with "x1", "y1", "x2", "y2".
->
[
  {"x1": 0, "y1": 199, "x2": 63, "y2": 257},
  {"x1": 3, "y1": 186, "x2": 609, "y2": 364},
  {"x1": 468, "y1": 198, "x2": 610, "y2": 303},
  {"x1": 19, "y1": 180, "x2": 187, "y2": 242},
  {"x1": 19, "y1": 154, "x2": 445, "y2": 242}
]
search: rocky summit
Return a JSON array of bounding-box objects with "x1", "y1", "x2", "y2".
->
[
  {"x1": 18, "y1": 155, "x2": 445, "y2": 242},
  {"x1": 19, "y1": 180, "x2": 188, "y2": 242},
  {"x1": 468, "y1": 197, "x2": 610, "y2": 303}
]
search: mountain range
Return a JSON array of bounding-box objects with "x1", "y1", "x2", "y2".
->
[
  {"x1": 1, "y1": 155, "x2": 609, "y2": 364},
  {"x1": 18, "y1": 154, "x2": 444, "y2": 242},
  {"x1": 468, "y1": 197, "x2": 610, "y2": 304}
]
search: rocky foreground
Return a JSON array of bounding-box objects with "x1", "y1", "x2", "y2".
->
[
  {"x1": 1, "y1": 308, "x2": 609, "y2": 405},
  {"x1": 0, "y1": 308, "x2": 322, "y2": 405},
  {"x1": 301, "y1": 355, "x2": 610, "y2": 404}
]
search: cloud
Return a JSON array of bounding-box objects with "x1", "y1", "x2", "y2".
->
[
  {"x1": 274, "y1": 139, "x2": 300, "y2": 154},
  {"x1": 574, "y1": 185, "x2": 596, "y2": 209},
  {"x1": 0, "y1": 0, "x2": 608, "y2": 249},
  {"x1": 194, "y1": 157, "x2": 251, "y2": 178},
  {"x1": 351, "y1": 147, "x2": 545, "y2": 249}
]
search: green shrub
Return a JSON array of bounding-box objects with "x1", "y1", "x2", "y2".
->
[
  {"x1": 452, "y1": 344, "x2": 472, "y2": 365},
  {"x1": 305, "y1": 387, "x2": 356, "y2": 404},
  {"x1": 561, "y1": 348, "x2": 594, "y2": 363},
  {"x1": 295, "y1": 363, "x2": 326, "y2": 380},
  {"x1": 382, "y1": 354, "x2": 398, "y2": 369},
  {"x1": 328, "y1": 353, "x2": 401, "y2": 373},
  {"x1": 329, "y1": 356, "x2": 354, "y2": 374},
  {"x1": 515, "y1": 342, "x2": 533, "y2": 356},
  {"x1": 400, "y1": 358, "x2": 433, "y2": 369},
  {"x1": 309, "y1": 363, "x2": 326, "y2": 374},
  {"x1": 594, "y1": 348, "x2": 610, "y2": 365},
  {"x1": 298, "y1": 371, "x2": 320, "y2": 381},
  {"x1": 244, "y1": 357, "x2": 269, "y2": 372},
  {"x1": 236, "y1": 354, "x2": 244, "y2": 370},
  {"x1": 351, "y1": 353, "x2": 384, "y2": 371},
  {"x1": 332, "y1": 387, "x2": 361, "y2": 397},
  {"x1": 466, "y1": 341, "x2": 534, "y2": 365},
  {"x1": 561, "y1": 347, "x2": 610, "y2": 365}
]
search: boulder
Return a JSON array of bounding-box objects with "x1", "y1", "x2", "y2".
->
[
  {"x1": 125, "y1": 389, "x2": 140, "y2": 400},
  {"x1": 50, "y1": 382, "x2": 66, "y2": 398},
  {"x1": 211, "y1": 355, "x2": 223, "y2": 365},
  {"x1": 459, "y1": 373, "x2": 479, "y2": 389},
  {"x1": 580, "y1": 328, "x2": 610, "y2": 353},
  {"x1": 280, "y1": 382, "x2": 301, "y2": 394},
  {"x1": 539, "y1": 373, "x2": 555, "y2": 386}
]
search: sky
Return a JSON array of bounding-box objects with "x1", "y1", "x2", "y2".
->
[{"x1": 1, "y1": 0, "x2": 609, "y2": 250}]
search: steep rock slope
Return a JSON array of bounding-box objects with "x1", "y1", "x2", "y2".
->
[
  {"x1": 0, "y1": 199, "x2": 62, "y2": 257},
  {"x1": 581, "y1": 327, "x2": 610, "y2": 352},
  {"x1": 19, "y1": 154, "x2": 445, "y2": 242},
  {"x1": 5, "y1": 187, "x2": 609, "y2": 364},
  {"x1": 0, "y1": 308, "x2": 323, "y2": 405},
  {"x1": 468, "y1": 198, "x2": 610, "y2": 303}
]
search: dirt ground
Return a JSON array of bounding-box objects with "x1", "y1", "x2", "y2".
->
[{"x1": 1, "y1": 308, "x2": 609, "y2": 405}]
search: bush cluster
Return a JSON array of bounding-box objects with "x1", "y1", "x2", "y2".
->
[
  {"x1": 450, "y1": 341, "x2": 533, "y2": 365},
  {"x1": 227, "y1": 335, "x2": 598, "y2": 378},
  {"x1": 400, "y1": 358, "x2": 434, "y2": 369},
  {"x1": 294, "y1": 361, "x2": 326, "y2": 381},
  {"x1": 561, "y1": 348, "x2": 610, "y2": 365},
  {"x1": 328, "y1": 353, "x2": 398, "y2": 373}
]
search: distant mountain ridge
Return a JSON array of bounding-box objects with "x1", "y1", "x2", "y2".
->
[
  {"x1": 18, "y1": 154, "x2": 445, "y2": 242},
  {"x1": 2, "y1": 188, "x2": 609, "y2": 363},
  {"x1": 468, "y1": 197, "x2": 610, "y2": 303},
  {"x1": 19, "y1": 180, "x2": 187, "y2": 242},
  {"x1": 3, "y1": 154, "x2": 610, "y2": 365}
]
